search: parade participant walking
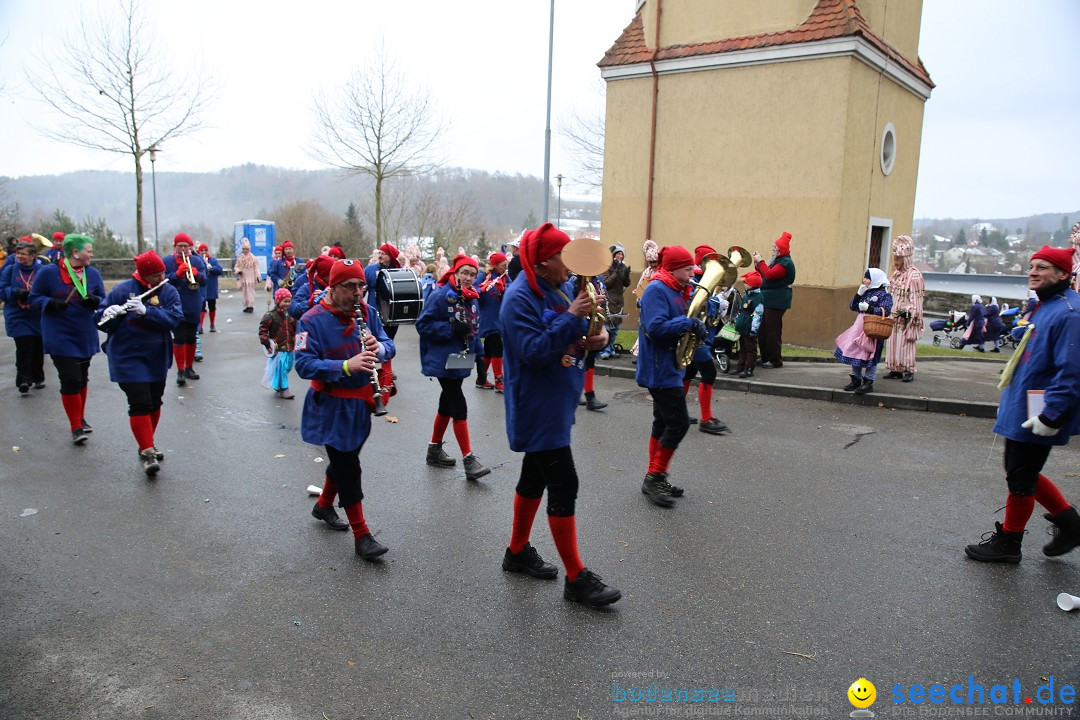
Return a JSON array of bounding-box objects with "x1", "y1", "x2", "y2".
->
[
  {"x1": 965, "y1": 246, "x2": 1080, "y2": 563},
  {"x1": 197, "y1": 243, "x2": 224, "y2": 333},
  {"x1": 44, "y1": 232, "x2": 65, "y2": 265},
  {"x1": 416, "y1": 254, "x2": 491, "y2": 481},
  {"x1": 365, "y1": 243, "x2": 402, "y2": 384},
  {"x1": 499, "y1": 222, "x2": 621, "y2": 608},
  {"x1": 29, "y1": 233, "x2": 106, "y2": 444},
  {"x1": 637, "y1": 244, "x2": 704, "y2": 507},
  {"x1": 294, "y1": 259, "x2": 396, "y2": 559},
  {"x1": 289, "y1": 255, "x2": 336, "y2": 320},
  {"x1": 679, "y1": 245, "x2": 729, "y2": 433},
  {"x1": 477, "y1": 251, "x2": 509, "y2": 392},
  {"x1": 960, "y1": 295, "x2": 986, "y2": 352},
  {"x1": 752, "y1": 231, "x2": 795, "y2": 368},
  {"x1": 883, "y1": 236, "x2": 924, "y2": 381},
  {"x1": 574, "y1": 272, "x2": 609, "y2": 412},
  {"x1": 162, "y1": 233, "x2": 207, "y2": 385},
  {"x1": 733, "y1": 271, "x2": 764, "y2": 378},
  {"x1": 259, "y1": 288, "x2": 297, "y2": 399},
  {"x1": 0, "y1": 237, "x2": 47, "y2": 393},
  {"x1": 835, "y1": 268, "x2": 893, "y2": 395},
  {"x1": 268, "y1": 240, "x2": 304, "y2": 292},
  {"x1": 234, "y1": 239, "x2": 260, "y2": 313},
  {"x1": 96, "y1": 251, "x2": 182, "y2": 475}
]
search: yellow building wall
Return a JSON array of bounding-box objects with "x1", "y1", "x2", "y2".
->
[
  {"x1": 642, "y1": 0, "x2": 818, "y2": 48},
  {"x1": 857, "y1": 0, "x2": 924, "y2": 66}
]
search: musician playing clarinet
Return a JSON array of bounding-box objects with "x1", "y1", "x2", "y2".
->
[
  {"x1": 29, "y1": 233, "x2": 106, "y2": 445},
  {"x1": 96, "y1": 251, "x2": 182, "y2": 476},
  {"x1": 162, "y1": 233, "x2": 206, "y2": 386},
  {"x1": 499, "y1": 222, "x2": 621, "y2": 608},
  {"x1": 294, "y1": 260, "x2": 395, "y2": 561}
]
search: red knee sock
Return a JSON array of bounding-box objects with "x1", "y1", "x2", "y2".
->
[
  {"x1": 60, "y1": 393, "x2": 83, "y2": 431},
  {"x1": 209, "y1": 310, "x2": 217, "y2": 327},
  {"x1": 431, "y1": 413, "x2": 451, "y2": 443},
  {"x1": 509, "y1": 493, "x2": 543, "y2": 554},
  {"x1": 699, "y1": 383, "x2": 713, "y2": 421},
  {"x1": 317, "y1": 475, "x2": 338, "y2": 509},
  {"x1": 343, "y1": 501, "x2": 370, "y2": 540},
  {"x1": 683, "y1": 380, "x2": 691, "y2": 396},
  {"x1": 654, "y1": 444, "x2": 676, "y2": 475},
  {"x1": 129, "y1": 414, "x2": 155, "y2": 451},
  {"x1": 491, "y1": 357, "x2": 503, "y2": 379},
  {"x1": 79, "y1": 385, "x2": 88, "y2": 420},
  {"x1": 186, "y1": 343, "x2": 197, "y2": 366},
  {"x1": 1003, "y1": 493, "x2": 1036, "y2": 533},
  {"x1": 548, "y1": 514, "x2": 585, "y2": 581},
  {"x1": 174, "y1": 345, "x2": 187, "y2": 371},
  {"x1": 584, "y1": 368, "x2": 595, "y2": 393},
  {"x1": 1035, "y1": 474, "x2": 1070, "y2": 516},
  {"x1": 149, "y1": 408, "x2": 161, "y2": 431},
  {"x1": 199, "y1": 311, "x2": 205, "y2": 329},
  {"x1": 452, "y1": 419, "x2": 472, "y2": 456}
]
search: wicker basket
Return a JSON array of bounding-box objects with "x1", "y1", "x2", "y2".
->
[{"x1": 863, "y1": 309, "x2": 894, "y2": 340}]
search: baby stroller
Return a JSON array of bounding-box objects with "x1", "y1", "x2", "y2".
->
[
  {"x1": 930, "y1": 311, "x2": 967, "y2": 349},
  {"x1": 710, "y1": 288, "x2": 740, "y2": 374},
  {"x1": 996, "y1": 306, "x2": 1020, "y2": 350}
]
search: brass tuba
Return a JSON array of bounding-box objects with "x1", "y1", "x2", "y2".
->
[
  {"x1": 561, "y1": 237, "x2": 612, "y2": 347},
  {"x1": 675, "y1": 246, "x2": 752, "y2": 368}
]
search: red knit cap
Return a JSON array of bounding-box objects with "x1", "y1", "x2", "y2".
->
[
  {"x1": 659, "y1": 245, "x2": 694, "y2": 271},
  {"x1": 310, "y1": 255, "x2": 336, "y2": 284},
  {"x1": 52, "y1": 231, "x2": 65, "y2": 243},
  {"x1": 519, "y1": 222, "x2": 571, "y2": 297},
  {"x1": 488, "y1": 251, "x2": 507, "y2": 266},
  {"x1": 742, "y1": 270, "x2": 762, "y2": 288},
  {"x1": 329, "y1": 259, "x2": 365, "y2": 286},
  {"x1": 197, "y1": 243, "x2": 209, "y2": 253},
  {"x1": 274, "y1": 288, "x2": 292, "y2": 303},
  {"x1": 379, "y1": 243, "x2": 401, "y2": 267},
  {"x1": 774, "y1": 232, "x2": 792, "y2": 256},
  {"x1": 134, "y1": 251, "x2": 166, "y2": 276},
  {"x1": 173, "y1": 232, "x2": 193, "y2": 248},
  {"x1": 1031, "y1": 246, "x2": 1075, "y2": 275},
  {"x1": 439, "y1": 253, "x2": 479, "y2": 285},
  {"x1": 282, "y1": 240, "x2": 294, "y2": 250},
  {"x1": 694, "y1": 244, "x2": 718, "y2": 267},
  {"x1": 327, "y1": 245, "x2": 346, "y2": 259}
]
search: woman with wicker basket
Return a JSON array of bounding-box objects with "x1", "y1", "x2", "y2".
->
[{"x1": 834, "y1": 268, "x2": 894, "y2": 395}]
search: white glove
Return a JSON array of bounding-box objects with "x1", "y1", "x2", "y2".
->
[
  {"x1": 1022, "y1": 416, "x2": 1059, "y2": 437},
  {"x1": 125, "y1": 296, "x2": 146, "y2": 316},
  {"x1": 856, "y1": 284, "x2": 868, "y2": 296},
  {"x1": 858, "y1": 301, "x2": 869, "y2": 312},
  {"x1": 102, "y1": 304, "x2": 125, "y2": 320}
]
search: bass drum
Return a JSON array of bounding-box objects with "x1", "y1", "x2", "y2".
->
[{"x1": 376, "y1": 268, "x2": 423, "y2": 325}]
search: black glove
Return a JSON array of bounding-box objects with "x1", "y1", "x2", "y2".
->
[
  {"x1": 13, "y1": 288, "x2": 29, "y2": 300},
  {"x1": 451, "y1": 319, "x2": 471, "y2": 338},
  {"x1": 45, "y1": 298, "x2": 67, "y2": 313},
  {"x1": 80, "y1": 295, "x2": 100, "y2": 309},
  {"x1": 690, "y1": 318, "x2": 707, "y2": 340}
]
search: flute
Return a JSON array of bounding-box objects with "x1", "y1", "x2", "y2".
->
[
  {"x1": 97, "y1": 280, "x2": 169, "y2": 327},
  {"x1": 353, "y1": 301, "x2": 388, "y2": 417}
]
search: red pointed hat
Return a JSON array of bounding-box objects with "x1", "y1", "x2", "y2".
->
[
  {"x1": 1031, "y1": 246, "x2": 1075, "y2": 275},
  {"x1": 773, "y1": 232, "x2": 792, "y2": 256},
  {"x1": 659, "y1": 245, "x2": 694, "y2": 271},
  {"x1": 742, "y1": 270, "x2": 762, "y2": 288},
  {"x1": 488, "y1": 251, "x2": 507, "y2": 266},
  {"x1": 694, "y1": 244, "x2": 718, "y2": 267},
  {"x1": 281, "y1": 240, "x2": 294, "y2": 250},
  {"x1": 173, "y1": 232, "x2": 193, "y2": 248},
  {"x1": 134, "y1": 251, "x2": 166, "y2": 276},
  {"x1": 329, "y1": 259, "x2": 365, "y2": 286},
  {"x1": 379, "y1": 243, "x2": 401, "y2": 267},
  {"x1": 439, "y1": 253, "x2": 479, "y2": 285},
  {"x1": 519, "y1": 222, "x2": 571, "y2": 296}
]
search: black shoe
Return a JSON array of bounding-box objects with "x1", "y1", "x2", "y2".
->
[
  {"x1": 642, "y1": 473, "x2": 676, "y2": 507},
  {"x1": 463, "y1": 453, "x2": 491, "y2": 481},
  {"x1": 355, "y1": 533, "x2": 388, "y2": 561},
  {"x1": 184, "y1": 368, "x2": 200, "y2": 380},
  {"x1": 71, "y1": 428, "x2": 89, "y2": 445},
  {"x1": 426, "y1": 441, "x2": 456, "y2": 467},
  {"x1": 1043, "y1": 507, "x2": 1080, "y2": 557},
  {"x1": 737, "y1": 369, "x2": 753, "y2": 379},
  {"x1": 654, "y1": 472, "x2": 684, "y2": 497},
  {"x1": 475, "y1": 378, "x2": 495, "y2": 390},
  {"x1": 884, "y1": 371, "x2": 903, "y2": 380},
  {"x1": 699, "y1": 418, "x2": 729, "y2": 435},
  {"x1": 842, "y1": 376, "x2": 862, "y2": 391},
  {"x1": 687, "y1": 416, "x2": 698, "y2": 425},
  {"x1": 177, "y1": 372, "x2": 187, "y2": 386},
  {"x1": 990, "y1": 347, "x2": 1000, "y2": 353},
  {"x1": 80, "y1": 420, "x2": 93, "y2": 434},
  {"x1": 902, "y1": 373, "x2": 914, "y2": 382},
  {"x1": 564, "y1": 568, "x2": 621, "y2": 608},
  {"x1": 585, "y1": 392, "x2": 607, "y2": 411},
  {"x1": 502, "y1": 543, "x2": 558, "y2": 579},
  {"x1": 140, "y1": 448, "x2": 160, "y2": 477},
  {"x1": 577, "y1": 397, "x2": 586, "y2": 406},
  {"x1": 152, "y1": 447, "x2": 164, "y2": 461},
  {"x1": 243, "y1": 307, "x2": 254, "y2": 313},
  {"x1": 761, "y1": 361, "x2": 783, "y2": 369},
  {"x1": 18, "y1": 383, "x2": 29, "y2": 394},
  {"x1": 965, "y1": 522, "x2": 1023, "y2": 563},
  {"x1": 33, "y1": 382, "x2": 46, "y2": 389},
  {"x1": 974, "y1": 346, "x2": 985, "y2": 353},
  {"x1": 853, "y1": 380, "x2": 874, "y2": 395},
  {"x1": 311, "y1": 503, "x2": 350, "y2": 531},
  {"x1": 209, "y1": 326, "x2": 217, "y2": 333}
]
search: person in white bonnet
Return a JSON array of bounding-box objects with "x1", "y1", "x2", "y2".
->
[{"x1": 960, "y1": 294, "x2": 986, "y2": 351}]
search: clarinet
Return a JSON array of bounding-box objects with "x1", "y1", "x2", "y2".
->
[{"x1": 354, "y1": 300, "x2": 388, "y2": 417}]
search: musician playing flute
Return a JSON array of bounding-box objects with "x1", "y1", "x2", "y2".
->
[
  {"x1": 637, "y1": 245, "x2": 704, "y2": 508},
  {"x1": 29, "y1": 233, "x2": 106, "y2": 445},
  {"x1": 96, "y1": 251, "x2": 182, "y2": 475},
  {"x1": 294, "y1": 260, "x2": 395, "y2": 558},
  {"x1": 499, "y1": 222, "x2": 621, "y2": 608},
  {"x1": 162, "y1": 233, "x2": 207, "y2": 386},
  {"x1": 416, "y1": 253, "x2": 491, "y2": 481}
]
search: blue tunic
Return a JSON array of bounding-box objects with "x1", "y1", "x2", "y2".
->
[
  {"x1": 994, "y1": 288, "x2": 1080, "y2": 446},
  {"x1": 477, "y1": 271, "x2": 506, "y2": 339},
  {"x1": 636, "y1": 279, "x2": 695, "y2": 389},
  {"x1": 294, "y1": 301, "x2": 395, "y2": 450},
  {"x1": 203, "y1": 257, "x2": 223, "y2": 301},
  {"x1": 0, "y1": 259, "x2": 46, "y2": 338},
  {"x1": 415, "y1": 283, "x2": 480, "y2": 379},
  {"x1": 500, "y1": 272, "x2": 588, "y2": 452},
  {"x1": 96, "y1": 278, "x2": 183, "y2": 382},
  {"x1": 162, "y1": 254, "x2": 207, "y2": 322},
  {"x1": 29, "y1": 262, "x2": 106, "y2": 358}
]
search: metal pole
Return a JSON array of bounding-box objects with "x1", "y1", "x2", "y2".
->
[
  {"x1": 542, "y1": 0, "x2": 555, "y2": 222},
  {"x1": 149, "y1": 145, "x2": 159, "y2": 254},
  {"x1": 555, "y1": 174, "x2": 563, "y2": 229}
]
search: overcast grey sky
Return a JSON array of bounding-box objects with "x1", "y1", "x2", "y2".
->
[{"x1": 1, "y1": 0, "x2": 1077, "y2": 219}]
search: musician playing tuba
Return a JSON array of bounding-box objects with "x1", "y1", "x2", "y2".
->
[{"x1": 677, "y1": 244, "x2": 732, "y2": 436}]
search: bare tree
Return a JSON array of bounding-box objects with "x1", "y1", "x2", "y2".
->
[
  {"x1": 269, "y1": 200, "x2": 351, "y2": 259},
  {"x1": 311, "y1": 45, "x2": 444, "y2": 249},
  {"x1": 559, "y1": 80, "x2": 606, "y2": 190},
  {"x1": 25, "y1": 0, "x2": 212, "y2": 252}
]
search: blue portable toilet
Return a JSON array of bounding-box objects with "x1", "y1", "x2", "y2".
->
[{"x1": 233, "y1": 219, "x2": 276, "y2": 279}]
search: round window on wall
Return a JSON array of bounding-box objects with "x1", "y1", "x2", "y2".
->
[{"x1": 880, "y1": 123, "x2": 896, "y2": 176}]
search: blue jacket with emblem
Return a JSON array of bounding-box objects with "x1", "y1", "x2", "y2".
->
[
  {"x1": 96, "y1": 278, "x2": 183, "y2": 382},
  {"x1": 416, "y1": 281, "x2": 480, "y2": 379},
  {"x1": 0, "y1": 258, "x2": 46, "y2": 338},
  {"x1": 162, "y1": 253, "x2": 207, "y2": 322},
  {"x1": 636, "y1": 278, "x2": 695, "y2": 389},
  {"x1": 29, "y1": 261, "x2": 106, "y2": 358}
]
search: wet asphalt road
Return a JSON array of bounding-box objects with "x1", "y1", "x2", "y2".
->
[{"x1": 1, "y1": 291, "x2": 1078, "y2": 719}]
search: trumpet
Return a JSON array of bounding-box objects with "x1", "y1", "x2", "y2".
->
[
  {"x1": 354, "y1": 300, "x2": 387, "y2": 417},
  {"x1": 97, "y1": 280, "x2": 168, "y2": 327},
  {"x1": 181, "y1": 251, "x2": 199, "y2": 290},
  {"x1": 561, "y1": 237, "x2": 612, "y2": 356}
]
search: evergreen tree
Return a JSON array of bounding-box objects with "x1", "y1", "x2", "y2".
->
[
  {"x1": 522, "y1": 210, "x2": 539, "y2": 230},
  {"x1": 952, "y1": 227, "x2": 967, "y2": 247}
]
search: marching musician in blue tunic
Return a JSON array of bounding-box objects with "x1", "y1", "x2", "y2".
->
[
  {"x1": 0, "y1": 236, "x2": 48, "y2": 393},
  {"x1": 197, "y1": 242, "x2": 224, "y2": 333},
  {"x1": 162, "y1": 233, "x2": 207, "y2": 385}
]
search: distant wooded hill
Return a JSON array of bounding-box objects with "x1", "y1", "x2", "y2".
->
[{"x1": 914, "y1": 212, "x2": 1078, "y2": 238}]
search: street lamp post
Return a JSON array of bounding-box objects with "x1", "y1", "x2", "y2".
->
[
  {"x1": 148, "y1": 144, "x2": 160, "y2": 254},
  {"x1": 555, "y1": 174, "x2": 564, "y2": 229}
]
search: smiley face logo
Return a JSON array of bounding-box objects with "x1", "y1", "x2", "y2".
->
[{"x1": 848, "y1": 678, "x2": 876, "y2": 709}]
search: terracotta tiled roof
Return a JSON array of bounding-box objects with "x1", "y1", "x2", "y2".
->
[{"x1": 599, "y1": 0, "x2": 933, "y2": 88}]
